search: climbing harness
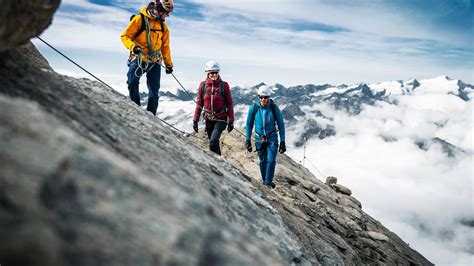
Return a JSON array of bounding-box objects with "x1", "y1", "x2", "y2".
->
[
  {"x1": 255, "y1": 129, "x2": 277, "y2": 144},
  {"x1": 133, "y1": 14, "x2": 163, "y2": 77}
]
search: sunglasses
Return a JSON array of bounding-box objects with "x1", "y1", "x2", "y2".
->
[
  {"x1": 259, "y1": 96, "x2": 269, "y2": 99},
  {"x1": 208, "y1": 72, "x2": 219, "y2": 75},
  {"x1": 154, "y1": 4, "x2": 170, "y2": 15}
]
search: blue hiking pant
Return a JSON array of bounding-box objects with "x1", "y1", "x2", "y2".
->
[
  {"x1": 256, "y1": 141, "x2": 278, "y2": 185},
  {"x1": 127, "y1": 59, "x2": 161, "y2": 115}
]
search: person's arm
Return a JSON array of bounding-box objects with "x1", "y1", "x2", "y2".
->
[
  {"x1": 193, "y1": 82, "x2": 204, "y2": 122},
  {"x1": 224, "y1": 82, "x2": 234, "y2": 123},
  {"x1": 245, "y1": 105, "x2": 255, "y2": 140},
  {"x1": 161, "y1": 23, "x2": 173, "y2": 68},
  {"x1": 275, "y1": 105, "x2": 285, "y2": 142},
  {"x1": 120, "y1": 15, "x2": 142, "y2": 52}
]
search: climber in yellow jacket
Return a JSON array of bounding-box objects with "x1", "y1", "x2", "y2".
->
[{"x1": 120, "y1": 0, "x2": 174, "y2": 116}]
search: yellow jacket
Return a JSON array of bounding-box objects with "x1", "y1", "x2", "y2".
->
[{"x1": 121, "y1": 7, "x2": 173, "y2": 67}]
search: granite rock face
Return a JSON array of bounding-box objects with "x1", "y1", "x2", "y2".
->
[
  {"x1": 0, "y1": 45, "x2": 310, "y2": 265},
  {"x1": 0, "y1": 0, "x2": 61, "y2": 52}
]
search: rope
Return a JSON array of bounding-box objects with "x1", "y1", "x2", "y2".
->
[
  {"x1": 134, "y1": 54, "x2": 150, "y2": 77},
  {"x1": 155, "y1": 116, "x2": 208, "y2": 141},
  {"x1": 36, "y1": 36, "x2": 115, "y2": 91},
  {"x1": 233, "y1": 128, "x2": 247, "y2": 138},
  {"x1": 306, "y1": 159, "x2": 327, "y2": 179}
]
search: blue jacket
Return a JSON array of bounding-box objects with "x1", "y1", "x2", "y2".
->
[{"x1": 246, "y1": 99, "x2": 285, "y2": 143}]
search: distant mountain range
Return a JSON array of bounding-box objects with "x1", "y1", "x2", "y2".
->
[{"x1": 157, "y1": 75, "x2": 473, "y2": 157}]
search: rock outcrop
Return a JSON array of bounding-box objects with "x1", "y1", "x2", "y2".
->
[
  {"x1": 0, "y1": 0, "x2": 61, "y2": 52},
  {"x1": 0, "y1": 1, "x2": 433, "y2": 265}
]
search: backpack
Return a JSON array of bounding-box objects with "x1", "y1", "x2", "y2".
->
[
  {"x1": 129, "y1": 13, "x2": 165, "y2": 41},
  {"x1": 251, "y1": 99, "x2": 277, "y2": 122},
  {"x1": 130, "y1": 13, "x2": 146, "y2": 40},
  {"x1": 200, "y1": 81, "x2": 227, "y2": 107}
]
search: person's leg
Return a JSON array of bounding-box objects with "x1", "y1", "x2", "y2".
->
[
  {"x1": 145, "y1": 63, "x2": 161, "y2": 115},
  {"x1": 256, "y1": 143, "x2": 267, "y2": 183},
  {"x1": 127, "y1": 59, "x2": 142, "y2": 106},
  {"x1": 205, "y1": 120, "x2": 214, "y2": 140},
  {"x1": 264, "y1": 142, "x2": 278, "y2": 186},
  {"x1": 209, "y1": 121, "x2": 226, "y2": 155}
]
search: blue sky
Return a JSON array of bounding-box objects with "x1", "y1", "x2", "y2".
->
[{"x1": 34, "y1": 0, "x2": 473, "y2": 93}]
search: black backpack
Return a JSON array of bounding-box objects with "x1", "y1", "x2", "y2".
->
[
  {"x1": 200, "y1": 81, "x2": 227, "y2": 106},
  {"x1": 251, "y1": 99, "x2": 277, "y2": 123}
]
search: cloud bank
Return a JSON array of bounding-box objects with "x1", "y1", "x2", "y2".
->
[{"x1": 287, "y1": 90, "x2": 473, "y2": 264}]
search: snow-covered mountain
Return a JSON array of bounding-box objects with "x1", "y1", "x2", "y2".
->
[
  {"x1": 156, "y1": 75, "x2": 473, "y2": 265},
  {"x1": 158, "y1": 75, "x2": 472, "y2": 151}
]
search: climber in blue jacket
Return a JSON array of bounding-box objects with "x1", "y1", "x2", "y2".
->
[{"x1": 245, "y1": 85, "x2": 286, "y2": 188}]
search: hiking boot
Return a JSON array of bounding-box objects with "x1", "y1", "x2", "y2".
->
[{"x1": 263, "y1": 182, "x2": 276, "y2": 189}]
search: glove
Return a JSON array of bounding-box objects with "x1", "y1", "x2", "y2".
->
[
  {"x1": 193, "y1": 121, "x2": 198, "y2": 133},
  {"x1": 279, "y1": 141, "x2": 286, "y2": 154},
  {"x1": 245, "y1": 140, "x2": 252, "y2": 152},
  {"x1": 227, "y1": 122, "x2": 234, "y2": 133},
  {"x1": 132, "y1": 46, "x2": 142, "y2": 55},
  {"x1": 165, "y1": 67, "x2": 173, "y2": 74}
]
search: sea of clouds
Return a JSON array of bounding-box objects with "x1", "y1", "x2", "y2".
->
[{"x1": 287, "y1": 92, "x2": 473, "y2": 264}]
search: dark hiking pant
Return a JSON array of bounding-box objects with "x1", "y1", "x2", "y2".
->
[{"x1": 205, "y1": 120, "x2": 227, "y2": 155}]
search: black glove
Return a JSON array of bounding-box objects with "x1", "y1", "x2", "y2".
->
[
  {"x1": 245, "y1": 140, "x2": 252, "y2": 152},
  {"x1": 193, "y1": 121, "x2": 198, "y2": 133},
  {"x1": 132, "y1": 46, "x2": 142, "y2": 54},
  {"x1": 227, "y1": 122, "x2": 234, "y2": 133},
  {"x1": 278, "y1": 141, "x2": 286, "y2": 154},
  {"x1": 165, "y1": 67, "x2": 173, "y2": 74}
]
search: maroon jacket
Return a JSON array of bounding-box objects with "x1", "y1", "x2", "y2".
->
[{"x1": 193, "y1": 77, "x2": 234, "y2": 123}]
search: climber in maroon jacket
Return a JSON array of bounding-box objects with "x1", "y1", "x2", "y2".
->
[{"x1": 193, "y1": 61, "x2": 235, "y2": 155}]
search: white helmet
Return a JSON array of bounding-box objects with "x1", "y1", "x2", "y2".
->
[
  {"x1": 205, "y1": 61, "x2": 220, "y2": 72},
  {"x1": 159, "y1": 0, "x2": 174, "y2": 12},
  {"x1": 257, "y1": 85, "x2": 272, "y2": 96}
]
